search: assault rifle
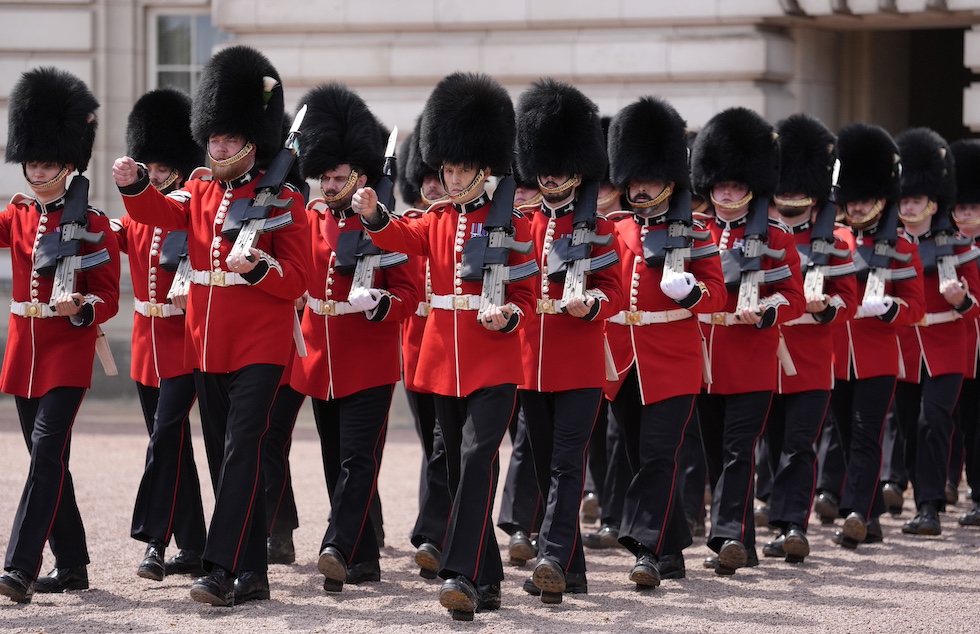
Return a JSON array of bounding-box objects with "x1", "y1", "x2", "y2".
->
[
  {"x1": 735, "y1": 195, "x2": 788, "y2": 313},
  {"x1": 859, "y1": 200, "x2": 913, "y2": 308},
  {"x1": 160, "y1": 231, "x2": 191, "y2": 303},
  {"x1": 931, "y1": 205, "x2": 975, "y2": 289}
]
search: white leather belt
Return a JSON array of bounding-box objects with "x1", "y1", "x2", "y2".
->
[
  {"x1": 919, "y1": 310, "x2": 960, "y2": 327},
  {"x1": 415, "y1": 302, "x2": 432, "y2": 317},
  {"x1": 133, "y1": 298, "x2": 183, "y2": 318},
  {"x1": 190, "y1": 269, "x2": 250, "y2": 288},
  {"x1": 307, "y1": 297, "x2": 360, "y2": 316},
  {"x1": 429, "y1": 294, "x2": 481, "y2": 311},
  {"x1": 537, "y1": 298, "x2": 559, "y2": 314},
  {"x1": 10, "y1": 300, "x2": 57, "y2": 319},
  {"x1": 609, "y1": 308, "x2": 692, "y2": 326},
  {"x1": 697, "y1": 312, "x2": 742, "y2": 326}
]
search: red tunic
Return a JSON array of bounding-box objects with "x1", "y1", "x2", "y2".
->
[
  {"x1": 605, "y1": 217, "x2": 727, "y2": 404},
  {"x1": 290, "y1": 204, "x2": 421, "y2": 400},
  {"x1": 366, "y1": 195, "x2": 537, "y2": 397},
  {"x1": 519, "y1": 204, "x2": 625, "y2": 392},
  {"x1": 120, "y1": 170, "x2": 310, "y2": 373},
  {"x1": 0, "y1": 194, "x2": 120, "y2": 397}
]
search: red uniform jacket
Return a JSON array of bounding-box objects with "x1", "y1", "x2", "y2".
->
[
  {"x1": 120, "y1": 168, "x2": 309, "y2": 373},
  {"x1": 777, "y1": 223, "x2": 858, "y2": 394},
  {"x1": 365, "y1": 194, "x2": 537, "y2": 397},
  {"x1": 290, "y1": 204, "x2": 421, "y2": 400},
  {"x1": 519, "y1": 202, "x2": 625, "y2": 392},
  {"x1": 0, "y1": 194, "x2": 120, "y2": 397},
  {"x1": 832, "y1": 228, "x2": 926, "y2": 380},
  {"x1": 700, "y1": 216, "x2": 805, "y2": 395},
  {"x1": 112, "y1": 215, "x2": 193, "y2": 384},
  {"x1": 605, "y1": 216, "x2": 727, "y2": 404},
  {"x1": 896, "y1": 236, "x2": 980, "y2": 381}
]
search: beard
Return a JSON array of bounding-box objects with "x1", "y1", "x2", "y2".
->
[
  {"x1": 325, "y1": 191, "x2": 354, "y2": 212},
  {"x1": 776, "y1": 205, "x2": 809, "y2": 219},
  {"x1": 211, "y1": 157, "x2": 251, "y2": 182}
]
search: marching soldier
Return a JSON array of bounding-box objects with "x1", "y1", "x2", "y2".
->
[
  {"x1": 113, "y1": 45, "x2": 310, "y2": 606},
  {"x1": 604, "y1": 96, "x2": 726, "y2": 585},
  {"x1": 762, "y1": 114, "x2": 857, "y2": 563},
  {"x1": 352, "y1": 72, "x2": 537, "y2": 621},
  {"x1": 0, "y1": 68, "x2": 120, "y2": 604},
  {"x1": 691, "y1": 107, "x2": 805, "y2": 575},
  {"x1": 115, "y1": 87, "x2": 208, "y2": 582}
]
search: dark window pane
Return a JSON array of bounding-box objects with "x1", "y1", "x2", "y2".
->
[
  {"x1": 194, "y1": 15, "x2": 231, "y2": 65},
  {"x1": 158, "y1": 15, "x2": 191, "y2": 65},
  {"x1": 158, "y1": 71, "x2": 192, "y2": 95}
]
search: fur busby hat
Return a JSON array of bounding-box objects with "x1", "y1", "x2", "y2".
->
[
  {"x1": 774, "y1": 113, "x2": 836, "y2": 202},
  {"x1": 191, "y1": 45, "x2": 284, "y2": 166},
  {"x1": 951, "y1": 139, "x2": 980, "y2": 206},
  {"x1": 895, "y1": 127, "x2": 955, "y2": 209},
  {"x1": 515, "y1": 78, "x2": 607, "y2": 182},
  {"x1": 400, "y1": 117, "x2": 438, "y2": 205},
  {"x1": 297, "y1": 82, "x2": 384, "y2": 185},
  {"x1": 608, "y1": 96, "x2": 689, "y2": 192},
  {"x1": 691, "y1": 107, "x2": 778, "y2": 199},
  {"x1": 396, "y1": 132, "x2": 417, "y2": 206},
  {"x1": 126, "y1": 87, "x2": 203, "y2": 181},
  {"x1": 836, "y1": 123, "x2": 901, "y2": 205},
  {"x1": 6, "y1": 67, "x2": 99, "y2": 173},
  {"x1": 419, "y1": 72, "x2": 515, "y2": 175}
]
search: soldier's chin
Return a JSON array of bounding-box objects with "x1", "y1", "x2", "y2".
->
[
  {"x1": 211, "y1": 159, "x2": 250, "y2": 182},
  {"x1": 777, "y1": 205, "x2": 809, "y2": 219}
]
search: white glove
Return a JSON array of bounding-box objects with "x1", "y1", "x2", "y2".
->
[
  {"x1": 660, "y1": 270, "x2": 697, "y2": 301},
  {"x1": 348, "y1": 287, "x2": 382, "y2": 312},
  {"x1": 859, "y1": 295, "x2": 893, "y2": 318}
]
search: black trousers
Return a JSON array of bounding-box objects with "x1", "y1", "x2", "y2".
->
[
  {"x1": 434, "y1": 384, "x2": 517, "y2": 586},
  {"x1": 315, "y1": 384, "x2": 392, "y2": 566},
  {"x1": 816, "y1": 406, "x2": 846, "y2": 498},
  {"x1": 5, "y1": 388, "x2": 89, "y2": 577},
  {"x1": 881, "y1": 403, "x2": 907, "y2": 489},
  {"x1": 498, "y1": 405, "x2": 543, "y2": 536},
  {"x1": 521, "y1": 388, "x2": 601, "y2": 574},
  {"x1": 584, "y1": 403, "x2": 608, "y2": 502},
  {"x1": 407, "y1": 388, "x2": 453, "y2": 547},
  {"x1": 195, "y1": 364, "x2": 283, "y2": 574},
  {"x1": 131, "y1": 377, "x2": 206, "y2": 552},
  {"x1": 612, "y1": 367, "x2": 694, "y2": 558},
  {"x1": 599, "y1": 405, "x2": 633, "y2": 527},
  {"x1": 765, "y1": 390, "x2": 830, "y2": 530},
  {"x1": 830, "y1": 375, "x2": 896, "y2": 520},
  {"x1": 677, "y1": 406, "x2": 708, "y2": 529},
  {"x1": 265, "y1": 384, "x2": 306, "y2": 535},
  {"x1": 959, "y1": 375, "x2": 980, "y2": 504},
  {"x1": 697, "y1": 390, "x2": 772, "y2": 553}
]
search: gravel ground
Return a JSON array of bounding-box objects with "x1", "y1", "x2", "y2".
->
[{"x1": 0, "y1": 398, "x2": 978, "y2": 633}]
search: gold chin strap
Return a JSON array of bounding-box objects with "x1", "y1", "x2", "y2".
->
[
  {"x1": 597, "y1": 187, "x2": 621, "y2": 209},
  {"x1": 630, "y1": 184, "x2": 673, "y2": 209},
  {"x1": 845, "y1": 198, "x2": 885, "y2": 228},
  {"x1": 710, "y1": 190, "x2": 753, "y2": 211},
  {"x1": 537, "y1": 175, "x2": 580, "y2": 196},
  {"x1": 773, "y1": 195, "x2": 813, "y2": 209},
  {"x1": 898, "y1": 199, "x2": 936, "y2": 224},
  {"x1": 209, "y1": 142, "x2": 254, "y2": 168},
  {"x1": 520, "y1": 192, "x2": 543, "y2": 208},
  {"x1": 954, "y1": 210, "x2": 980, "y2": 227},
  {"x1": 445, "y1": 168, "x2": 487, "y2": 202},
  {"x1": 323, "y1": 170, "x2": 360, "y2": 203},
  {"x1": 692, "y1": 199, "x2": 711, "y2": 216},
  {"x1": 28, "y1": 165, "x2": 71, "y2": 192},
  {"x1": 154, "y1": 170, "x2": 180, "y2": 192}
]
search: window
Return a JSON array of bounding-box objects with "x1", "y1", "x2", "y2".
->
[{"x1": 148, "y1": 10, "x2": 232, "y2": 95}]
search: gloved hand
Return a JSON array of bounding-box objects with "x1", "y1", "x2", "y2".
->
[
  {"x1": 859, "y1": 295, "x2": 893, "y2": 318},
  {"x1": 660, "y1": 270, "x2": 697, "y2": 301},
  {"x1": 348, "y1": 287, "x2": 382, "y2": 312}
]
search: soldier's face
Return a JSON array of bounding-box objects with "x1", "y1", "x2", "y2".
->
[
  {"x1": 844, "y1": 199, "x2": 882, "y2": 230},
  {"x1": 540, "y1": 174, "x2": 576, "y2": 204},
  {"x1": 899, "y1": 195, "x2": 933, "y2": 226},
  {"x1": 629, "y1": 179, "x2": 671, "y2": 216},
  {"x1": 321, "y1": 164, "x2": 367, "y2": 211},
  {"x1": 514, "y1": 185, "x2": 540, "y2": 206},
  {"x1": 24, "y1": 161, "x2": 63, "y2": 185},
  {"x1": 441, "y1": 163, "x2": 485, "y2": 203},
  {"x1": 208, "y1": 134, "x2": 246, "y2": 160},
  {"x1": 954, "y1": 203, "x2": 980, "y2": 237},
  {"x1": 146, "y1": 162, "x2": 176, "y2": 188},
  {"x1": 712, "y1": 181, "x2": 749, "y2": 205},
  {"x1": 421, "y1": 173, "x2": 447, "y2": 202},
  {"x1": 775, "y1": 192, "x2": 815, "y2": 220}
]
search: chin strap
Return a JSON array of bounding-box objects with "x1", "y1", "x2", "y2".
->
[
  {"x1": 898, "y1": 199, "x2": 936, "y2": 224},
  {"x1": 26, "y1": 164, "x2": 71, "y2": 193},
  {"x1": 710, "y1": 190, "x2": 753, "y2": 211},
  {"x1": 323, "y1": 170, "x2": 360, "y2": 203},
  {"x1": 845, "y1": 198, "x2": 885, "y2": 230},
  {"x1": 209, "y1": 142, "x2": 254, "y2": 168},
  {"x1": 537, "y1": 174, "x2": 580, "y2": 197},
  {"x1": 630, "y1": 183, "x2": 673, "y2": 209}
]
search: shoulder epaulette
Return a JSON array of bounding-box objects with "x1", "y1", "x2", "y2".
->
[
  {"x1": 692, "y1": 211, "x2": 715, "y2": 223},
  {"x1": 188, "y1": 166, "x2": 213, "y2": 182},
  {"x1": 8, "y1": 193, "x2": 32, "y2": 206},
  {"x1": 513, "y1": 208, "x2": 525, "y2": 219},
  {"x1": 768, "y1": 217, "x2": 791, "y2": 233},
  {"x1": 283, "y1": 182, "x2": 299, "y2": 193},
  {"x1": 306, "y1": 198, "x2": 328, "y2": 213},
  {"x1": 88, "y1": 205, "x2": 106, "y2": 217}
]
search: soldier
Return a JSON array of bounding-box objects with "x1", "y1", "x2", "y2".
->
[
  {"x1": 113, "y1": 45, "x2": 310, "y2": 606},
  {"x1": 287, "y1": 83, "x2": 420, "y2": 592},
  {"x1": 114, "y1": 87, "x2": 208, "y2": 582},
  {"x1": 691, "y1": 107, "x2": 805, "y2": 575},
  {"x1": 762, "y1": 114, "x2": 857, "y2": 563},
  {"x1": 0, "y1": 68, "x2": 120, "y2": 604},
  {"x1": 828, "y1": 123, "x2": 925, "y2": 550},
  {"x1": 352, "y1": 72, "x2": 536, "y2": 621},
  {"x1": 604, "y1": 96, "x2": 726, "y2": 585},
  {"x1": 892, "y1": 128, "x2": 979, "y2": 536}
]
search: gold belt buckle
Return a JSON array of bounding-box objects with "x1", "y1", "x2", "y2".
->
[
  {"x1": 538, "y1": 299, "x2": 554, "y2": 314},
  {"x1": 210, "y1": 270, "x2": 227, "y2": 287},
  {"x1": 453, "y1": 296, "x2": 469, "y2": 310},
  {"x1": 419, "y1": 303, "x2": 432, "y2": 317},
  {"x1": 916, "y1": 316, "x2": 928, "y2": 327},
  {"x1": 26, "y1": 303, "x2": 41, "y2": 318},
  {"x1": 147, "y1": 303, "x2": 163, "y2": 318},
  {"x1": 711, "y1": 312, "x2": 728, "y2": 326},
  {"x1": 625, "y1": 311, "x2": 642, "y2": 326},
  {"x1": 323, "y1": 300, "x2": 337, "y2": 316}
]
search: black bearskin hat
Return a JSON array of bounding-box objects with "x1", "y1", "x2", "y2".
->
[
  {"x1": 951, "y1": 139, "x2": 980, "y2": 206},
  {"x1": 6, "y1": 67, "x2": 99, "y2": 173},
  {"x1": 126, "y1": 87, "x2": 203, "y2": 181},
  {"x1": 895, "y1": 127, "x2": 955, "y2": 209},
  {"x1": 774, "y1": 113, "x2": 836, "y2": 202},
  {"x1": 608, "y1": 96, "x2": 689, "y2": 192},
  {"x1": 297, "y1": 83, "x2": 384, "y2": 185},
  {"x1": 515, "y1": 78, "x2": 606, "y2": 182},
  {"x1": 401, "y1": 117, "x2": 438, "y2": 206},
  {"x1": 396, "y1": 132, "x2": 417, "y2": 206},
  {"x1": 836, "y1": 123, "x2": 901, "y2": 205},
  {"x1": 691, "y1": 107, "x2": 778, "y2": 199},
  {"x1": 191, "y1": 45, "x2": 284, "y2": 166},
  {"x1": 420, "y1": 72, "x2": 515, "y2": 175}
]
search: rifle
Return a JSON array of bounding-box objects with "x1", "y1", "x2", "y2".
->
[
  {"x1": 802, "y1": 199, "x2": 851, "y2": 301},
  {"x1": 222, "y1": 104, "x2": 307, "y2": 261},
  {"x1": 735, "y1": 196, "x2": 789, "y2": 313},
  {"x1": 639, "y1": 187, "x2": 711, "y2": 273},
  {"x1": 930, "y1": 204, "x2": 975, "y2": 289},
  {"x1": 859, "y1": 200, "x2": 914, "y2": 308},
  {"x1": 160, "y1": 231, "x2": 191, "y2": 303}
]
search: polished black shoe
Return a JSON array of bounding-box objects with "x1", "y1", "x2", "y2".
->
[
  {"x1": 476, "y1": 582, "x2": 501, "y2": 612},
  {"x1": 523, "y1": 571, "x2": 588, "y2": 596},
  {"x1": 415, "y1": 541, "x2": 441, "y2": 579},
  {"x1": 440, "y1": 576, "x2": 478, "y2": 621},
  {"x1": 347, "y1": 560, "x2": 381, "y2": 585},
  {"x1": 814, "y1": 491, "x2": 840, "y2": 525},
  {"x1": 267, "y1": 531, "x2": 295, "y2": 565},
  {"x1": 831, "y1": 530, "x2": 859, "y2": 549},
  {"x1": 190, "y1": 566, "x2": 235, "y2": 607},
  {"x1": 714, "y1": 540, "x2": 748, "y2": 576},
  {"x1": 762, "y1": 534, "x2": 787, "y2": 558},
  {"x1": 508, "y1": 530, "x2": 536, "y2": 566},
  {"x1": 657, "y1": 552, "x2": 686, "y2": 580},
  {"x1": 580, "y1": 491, "x2": 600, "y2": 525},
  {"x1": 704, "y1": 545, "x2": 759, "y2": 572},
  {"x1": 902, "y1": 503, "x2": 941, "y2": 535},
  {"x1": 34, "y1": 566, "x2": 88, "y2": 593},
  {"x1": 317, "y1": 546, "x2": 347, "y2": 593},
  {"x1": 137, "y1": 540, "x2": 166, "y2": 581},
  {"x1": 583, "y1": 524, "x2": 621, "y2": 549},
  {"x1": 629, "y1": 549, "x2": 660, "y2": 589},
  {"x1": 959, "y1": 503, "x2": 980, "y2": 527},
  {"x1": 842, "y1": 512, "x2": 868, "y2": 543},
  {"x1": 864, "y1": 517, "x2": 883, "y2": 544},
  {"x1": 233, "y1": 570, "x2": 270, "y2": 604},
  {"x1": 164, "y1": 550, "x2": 205, "y2": 577},
  {"x1": 0, "y1": 569, "x2": 34, "y2": 604},
  {"x1": 946, "y1": 482, "x2": 959, "y2": 506},
  {"x1": 532, "y1": 558, "x2": 566, "y2": 604},
  {"x1": 782, "y1": 528, "x2": 810, "y2": 563},
  {"x1": 882, "y1": 482, "x2": 904, "y2": 516},
  {"x1": 754, "y1": 504, "x2": 770, "y2": 528}
]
